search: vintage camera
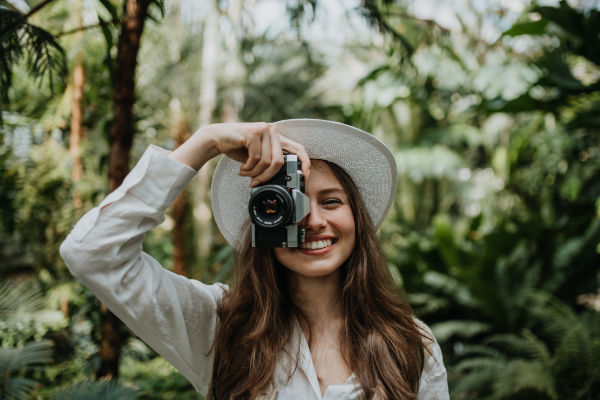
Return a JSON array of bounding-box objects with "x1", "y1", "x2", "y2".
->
[{"x1": 249, "y1": 154, "x2": 310, "y2": 247}]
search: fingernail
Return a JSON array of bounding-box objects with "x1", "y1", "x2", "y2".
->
[{"x1": 250, "y1": 180, "x2": 259, "y2": 188}]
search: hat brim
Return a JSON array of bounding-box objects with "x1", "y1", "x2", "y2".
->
[{"x1": 211, "y1": 119, "x2": 398, "y2": 250}]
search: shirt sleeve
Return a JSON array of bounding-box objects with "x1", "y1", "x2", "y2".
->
[
  {"x1": 60, "y1": 145, "x2": 221, "y2": 395},
  {"x1": 416, "y1": 320, "x2": 450, "y2": 400}
]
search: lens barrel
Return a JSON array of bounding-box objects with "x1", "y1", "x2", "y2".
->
[{"x1": 249, "y1": 185, "x2": 293, "y2": 229}]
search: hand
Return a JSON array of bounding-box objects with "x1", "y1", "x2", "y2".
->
[{"x1": 169, "y1": 122, "x2": 311, "y2": 187}]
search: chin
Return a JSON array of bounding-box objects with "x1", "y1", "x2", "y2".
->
[
  {"x1": 276, "y1": 256, "x2": 342, "y2": 279},
  {"x1": 294, "y1": 265, "x2": 339, "y2": 278}
]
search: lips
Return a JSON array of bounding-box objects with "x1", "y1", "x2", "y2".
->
[
  {"x1": 300, "y1": 239, "x2": 333, "y2": 250},
  {"x1": 297, "y1": 235, "x2": 337, "y2": 255}
]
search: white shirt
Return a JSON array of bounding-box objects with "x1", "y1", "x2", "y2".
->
[{"x1": 60, "y1": 145, "x2": 450, "y2": 400}]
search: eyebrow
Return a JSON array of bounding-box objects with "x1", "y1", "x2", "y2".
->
[{"x1": 317, "y1": 188, "x2": 346, "y2": 196}]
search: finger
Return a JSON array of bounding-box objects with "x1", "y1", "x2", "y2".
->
[
  {"x1": 240, "y1": 132, "x2": 262, "y2": 172},
  {"x1": 251, "y1": 125, "x2": 285, "y2": 184},
  {"x1": 240, "y1": 127, "x2": 272, "y2": 181},
  {"x1": 280, "y1": 136, "x2": 311, "y2": 179}
]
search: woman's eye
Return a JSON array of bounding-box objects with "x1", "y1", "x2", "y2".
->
[{"x1": 324, "y1": 199, "x2": 341, "y2": 205}]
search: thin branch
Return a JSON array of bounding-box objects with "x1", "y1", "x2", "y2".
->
[
  {"x1": 359, "y1": 0, "x2": 414, "y2": 56},
  {"x1": 56, "y1": 19, "x2": 122, "y2": 37},
  {"x1": 379, "y1": 17, "x2": 414, "y2": 55},
  {"x1": 24, "y1": 0, "x2": 59, "y2": 19}
]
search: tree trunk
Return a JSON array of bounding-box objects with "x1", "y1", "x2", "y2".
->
[
  {"x1": 195, "y1": 6, "x2": 220, "y2": 261},
  {"x1": 108, "y1": 0, "x2": 151, "y2": 193},
  {"x1": 99, "y1": 0, "x2": 151, "y2": 380},
  {"x1": 222, "y1": 0, "x2": 244, "y2": 124},
  {"x1": 171, "y1": 173, "x2": 190, "y2": 276},
  {"x1": 69, "y1": 0, "x2": 84, "y2": 212},
  {"x1": 170, "y1": 99, "x2": 191, "y2": 276}
]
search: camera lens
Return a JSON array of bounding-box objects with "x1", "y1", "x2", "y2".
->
[{"x1": 249, "y1": 185, "x2": 293, "y2": 228}]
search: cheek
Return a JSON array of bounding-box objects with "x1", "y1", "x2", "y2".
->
[
  {"x1": 339, "y1": 213, "x2": 356, "y2": 246},
  {"x1": 343, "y1": 224, "x2": 356, "y2": 254}
]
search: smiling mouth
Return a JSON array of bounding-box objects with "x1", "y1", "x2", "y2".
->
[{"x1": 299, "y1": 239, "x2": 336, "y2": 250}]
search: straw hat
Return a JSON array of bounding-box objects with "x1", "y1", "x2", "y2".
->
[{"x1": 211, "y1": 119, "x2": 397, "y2": 250}]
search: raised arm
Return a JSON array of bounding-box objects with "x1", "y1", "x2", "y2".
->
[{"x1": 59, "y1": 122, "x2": 310, "y2": 395}]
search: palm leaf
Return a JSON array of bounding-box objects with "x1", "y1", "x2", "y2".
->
[
  {"x1": 0, "y1": 340, "x2": 53, "y2": 400},
  {"x1": 0, "y1": 9, "x2": 67, "y2": 121},
  {"x1": 0, "y1": 281, "x2": 46, "y2": 318},
  {"x1": 0, "y1": 10, "x2": 23, "y2": 103}
]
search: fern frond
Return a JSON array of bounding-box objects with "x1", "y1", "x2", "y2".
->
[
  {"x1": 459, "y1": 344, "x2": 508, "y2": 360},
  {"x1": 552, "y1": 323, "x2": 593, "y2": 381},
  {"x1": 484, "y1": 334, "x2": 530, "y2": 358},
  {"x1": 527, "y1": 291, "x2": 576, "y2": 346},
  {"x1": 492, "y1": 360, "x2": 557, "y2": 400},
  {"x1": 454, "y1": 357, "x2": 507, "y2": 373},
  {"x1": 521, "y1": 329, "x2": 551, "y2": 364},
  {"x1": 452, "y1": 369, "x2": 497, "y2": 395}
]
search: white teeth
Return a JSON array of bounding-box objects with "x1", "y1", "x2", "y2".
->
[{"x1": 301, "y1": 239, "x2": 334, "y2": 250}]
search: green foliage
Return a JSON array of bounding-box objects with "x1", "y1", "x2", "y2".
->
[
  {"x1": 0, "y1": 281, "x2": 67, "y2": 347},
  {"x1": 0, "y1": 8, "x2": 67, "y2": 119},
  {"x1": 54, "y1": 379, "x2": 141, "y2": 400},
  {"x1": 452, "y1": 293, "x2": 600, "y2": 399},
  {"x1": 351, "y1": 2, "x2": 599, "y2": 396},
  {"x1": 238, "y1": 35, "x2": 334, "y2": 123},
  {"x1": 120, "y1": 357, "x2": 202, "y2": 400},
  {"x1": 0, "y1": 340, "x2": 53, "y2": 400},
  {"x1": 1, "y1": 0, "x2": 599, "y2": 397},
  {"x1": 490, "y1": 0, "x2": 600, "y2": 129}
]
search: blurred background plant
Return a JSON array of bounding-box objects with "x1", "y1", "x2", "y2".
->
[{"x1": 1, "y1": 0, "x2": 598, "y2": 398}]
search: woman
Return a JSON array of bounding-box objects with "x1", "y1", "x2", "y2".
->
[{"x1": 60, "y1": 120, "x2": 449, "y2": 400}]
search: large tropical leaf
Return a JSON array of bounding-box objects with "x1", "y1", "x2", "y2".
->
[{"x1": 430, "y1": 320, "x2": 491, "y2": 344}]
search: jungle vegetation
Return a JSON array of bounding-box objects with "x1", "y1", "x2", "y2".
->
[{"x1": 1, "y1": 0, "x2": 599, "y2": 398}]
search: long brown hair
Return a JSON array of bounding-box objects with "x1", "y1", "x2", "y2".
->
[{"x1": 210, "y1": 160, "x2": 430, "y2": 400}]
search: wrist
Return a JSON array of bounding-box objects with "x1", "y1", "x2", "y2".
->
[
  {"x1": 168, "y1": 126, "x2": 220, "y2": 171},
  {"x1": 196, "y1": 125, "x2": 221, "y2": 157}
]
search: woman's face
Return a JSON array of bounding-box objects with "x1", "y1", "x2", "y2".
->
[{"x1": 273, "y1": 163, "x2": 355, "y2": 278}]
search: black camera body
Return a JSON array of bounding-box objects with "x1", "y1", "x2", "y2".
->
[{"x1": 249, "y1": 155, "x2": 310, "y2": 247}]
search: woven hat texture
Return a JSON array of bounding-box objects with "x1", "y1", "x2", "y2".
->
[{"x1": 211, "y1": 119, "x2": 398, "y2": 250}]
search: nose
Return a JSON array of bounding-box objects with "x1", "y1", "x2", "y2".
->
[{"x1": 300, "y1": 201, "x2": 327, "y2": 232}]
